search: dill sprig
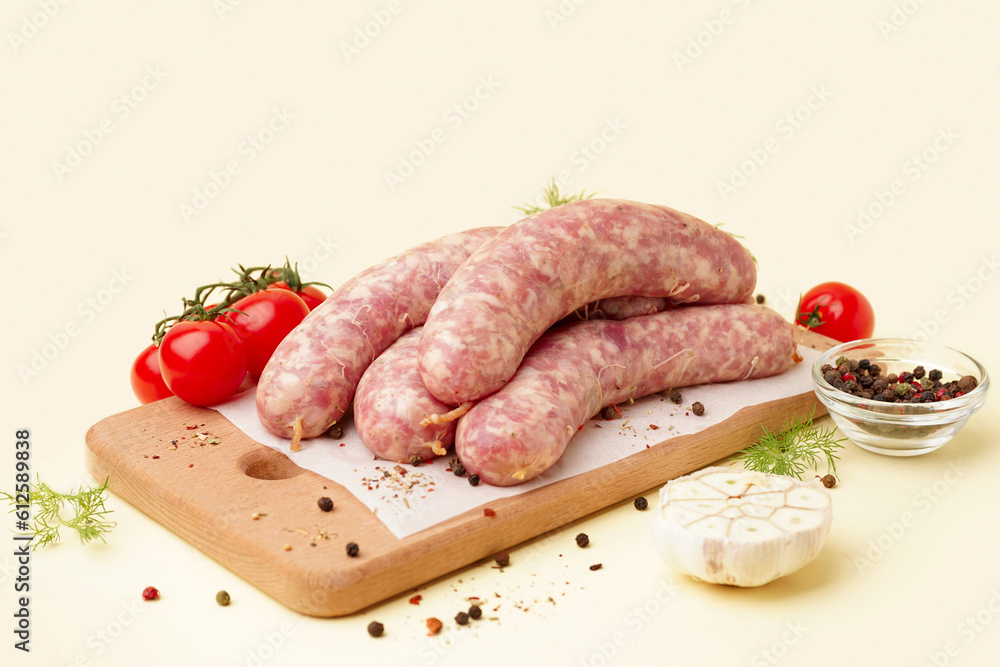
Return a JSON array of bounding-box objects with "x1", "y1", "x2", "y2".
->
[
  {"x1": 1, "y1": 476, "x2": 116, "y2": 549},
  {"x1": 512, "y1": 177, "x2": 598, "y2": 216},
  {"x1": 731, "y1": 409, "x2": 845, "y2": 480}
]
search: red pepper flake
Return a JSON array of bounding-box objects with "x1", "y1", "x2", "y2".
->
[
  {"x1": 152, "y1": 455, "x2": 159, "y2": 460},
  {"x1": 578, "y1": 425, "x2": 584, "y2": 431},
  {"x1": 142, "y1": 586, "x2": 159, "y2": 601},
  {"x1": 188, "y1": 464, "x2": 194, "y2": 468},
  {"x1": 649, "y1": 424, "x2": 660, "y2": 430},
  {"x1": 426, "y1": 617, "x2": 443, "y2": 636},
  {"x1": 409, "y1": 595, "x2": 423, "y2": 605},
  {"x1": 483, "y1": 508, "x2": 496, "y2": 517},
  {"x1": 186, "y1": 425, "x2": 198, "y2": 430}
]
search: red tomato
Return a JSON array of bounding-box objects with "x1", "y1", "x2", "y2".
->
[
  {"x1": 797, "y1": 282, "x2": 875, "y2": 343},
  {"x1": 130, "y1": 343, "x2": 174, "y2": 404},
  {"x1": 158, "y1": 320, "x2": 247, "y2": 406},
  {"x1": 267, "y1": 281, "x2": 327, "y2": 311},
  {"x1": 223, "y1": 289, "x2": 310, "y2": 377}
]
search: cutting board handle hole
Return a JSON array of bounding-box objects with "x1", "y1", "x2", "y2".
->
[{"x1": 239, "y1": 447, "x2": 304, "y2": 480}]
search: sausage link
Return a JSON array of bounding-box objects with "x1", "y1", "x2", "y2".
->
[
  {"x1": 454, "y1": 304, "x2": 797, "y2": 486},
  {"x1": 255, "y1": 227, "x2": 501, "y2": 440},
  {"x1": 417, "y1": 199, "x2": 757, "y2": 405},
  {"x1": 353, "y1": 297, "x2": 673, "y2": 462}
]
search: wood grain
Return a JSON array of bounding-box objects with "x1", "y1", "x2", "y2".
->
[{"x1": 85, "y1": 325, "x2": 837, "y2": 617}]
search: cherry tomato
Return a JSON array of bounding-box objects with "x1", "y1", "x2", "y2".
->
[
  {"x1": 158, "y1": 320, "x2": 246, "y2": 406},
  {"x1": 797, "y1": 281, "x2": 875, "y2": 343},
  {"x1": 223, "y1": 289, "x2": 310, "y2": 377},
  {"x1": 267, "y1": 281, "x2": 327, "y2": 311},
  {"x1": 130, "y1": 342, "x2": 174, "y2": 404}
]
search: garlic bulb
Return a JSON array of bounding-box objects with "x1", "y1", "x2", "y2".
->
[{"x1": 652, "y1": 467, "x2": 833, "y2": 587}]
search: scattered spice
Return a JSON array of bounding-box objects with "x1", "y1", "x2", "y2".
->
[
  {"x1": 634, "y1": 497, "x2": 648, "y2": 511},
  {"x1": 346, "y1": 542, "x2": 360, "y2": 557},
  {"x1": 216, "y1": 590, "x2": 231, "y2": 606},
  {"x1": 317, "y1": 496, "x2": 334, "y2": 512},
  {"x1": 494, "y1": 551, "x2": 510, "y2": 567},
  {"x1": 601, "y1": 404, "x2": 622, "y2": 420},
  {"x1": 589, "y1": 563, "x2": 603, "y2": 571},
  {"x1": 691, "y1": 401, "x2": 705, "y2": 416},
  {"x1": 367, "y1": 621, "x2": 384, "y2": 637},
  {"x1": 453, "y1": 462, "x2": 466, "y2": 476},
  {"x1": 667, "y1": 388, "x2": 682, "y2": 404},
  {"x1": 455, "y1": 611, "x2": 470, "y2": 625},
  {"x1": 409, "y1": 454, "x2": 424, "y2": 467},
  {"x1": 142, "y1": 586, "x2": 159, "y2": 601},
  {"x1": 283, "y1": 544, "x2": 292, "y2": 551},
  {"x1": 426, "y1": 617, "x2": 443, "y2": 636},
  {"x1": 328, "y1": 424, "x2": 344, "y2": 439},
  {"x1": 575, "y1": 533, "x2": 590, "y2": 548},
  {"x1": 469, "y1": 604, "x2": 482, "y2": 620},
  {"x1": 821, "y1": 474, "x2": 837, "y2": 489},
  {"x1": 483, "y1": 508, "x2": 496, "y2": 517},
  {"x1": 469, "y1": 474, "x2": 481, "y2": 487},
  {"x1": 649, "y1": 424, "x2": 660, "y2": 430},
  {"x1": 755, "y1": 293, "x2": 766, "y2": 304}
]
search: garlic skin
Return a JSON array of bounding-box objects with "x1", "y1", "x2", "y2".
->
[{"x1": 652, "y1": 467, "x2": 833, "y2": 587}]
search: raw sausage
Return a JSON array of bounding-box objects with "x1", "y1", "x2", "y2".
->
[
  {"x1": 353, "y1": 297, "x2": 674, "y2": 462},
  {"x1": 255, "y1": 227, "x2": 501, "y2": 443},
  {"x1": 417, "y1": 199, "x2": 757, "y2": 405},
  {"x1": 454, "y1": 304, "x2": 797, "y2": 486}
]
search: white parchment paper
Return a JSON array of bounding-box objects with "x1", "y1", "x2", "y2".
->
[{"x1": 212, "y1": 345, "x2": 821, "y2": 539}]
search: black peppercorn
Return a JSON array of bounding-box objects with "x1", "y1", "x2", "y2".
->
[
  {"x1": 367, "y1": 621, "x2": 384, "y2": 637},
  {"x1": 634, "y1": 497, "x2": 648, "y2": 511},
  {"x1": 868, "y1": 364, "x2": 882, "y2": 377},
  {"x1": 755, "y1": 293, "x2": 766, "y2": 304},
  {"x1": 317, "y1": 496, "x2": 334, "y2": 512},
  {"x1": 468, "y1": 474, "x2": 480, "y2": 486},
  {"x1": 575, "y1": 532, "x2": 589, "y2": 548},
  {"x1": 346, "y1": 542, "x2": 359, "y2": 557},
  {"x1": 912, "y1": 365, "x2": 925, "y2": 380},
  {"x1": 821, "y1": 474, "x2": 836, "y2": 488},
  {"x1": 494, "y1": 551, "x2": 510, "y2": 567},
  {"x1": 691, "y1": 402, "x2": 705, "y2": 416},
  {"x1": 928, "y1": 368, "x2": 943, "y2": 382},
  {"x1": 455, "y1": 611, "x2": 470, "y2": 625},
  {"x1": 409, "y1": 454, "x2": 424, "y2": 467},
  {"x1": 469, "y1": 604, "x2": 482, "y2": 620},
  {"x1": 452, "y1": 462, "x2": 466, "y2": 477},
  {"x1": 858, "y1": 358, "x2": 871, "y2": 371},
  {"x1": 667, "y1": 388, "x2": 682, "y2": 404}
]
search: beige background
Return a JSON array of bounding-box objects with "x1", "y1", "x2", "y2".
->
[{"x1": 3, "y1": 1, "x2": 999, "y2": 665}]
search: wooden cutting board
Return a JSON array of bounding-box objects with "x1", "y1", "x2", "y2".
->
[{"x1": 85, "y1": 326, "x2": 837, "y2": 617}]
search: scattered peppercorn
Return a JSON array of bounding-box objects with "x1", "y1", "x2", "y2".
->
[
  {"x1": 494, "y1": 551, "x2": 510, "y2": 567},
  {"x1": 691, "y1": 401, "x2": 705, "y2": 416},
  {"x1": 216, "y1": 590, "x2": 231, "y2": 606},
  {"x1": 453, "y1": 462, "x2": 466, "y2": 476},
  {"x1": 367, "y1": 621, "x2": 384, "y2": 637},
  {"x1": 634, "y1": 497, "x2": 648, "y2": 511},
  {"x1": 600, "y1": 405, "x2": 619, "y2": 420},
  {"x1": 589, "y1": 563, "x2": 603, "y2": 571},
  {"x1": 755, "y1": 293, "x2": 766, "y2": 304},
  {"x1": 468, "y1": 474, "x2": 480, "y2": 486},
  {"x1": 821, "y1": 474, "x2": 836, "y2": 489},
  {"x1": 346, "y1": 542, "x2": 360, "y2": 557},
  {"x1": 409, "y1": 454, "x2": 424, "y2": 467},
  {"x1": 667, "y1": 388, "x2": 682, "y2": 404},
  {"x1": 328, "y1": 424, "x2": 344, "y2": 439},
  {"x1": 142, "y1": 586, "x2": 159, "y2": 601},
  {"x1": 575, "y1": 533, "x2": 590, "y2": 548},
  {"x1": 455, "y1": 611, "x2": 470, "y2": 625},
  {"x1": 469, "y1": 604, "x2": 482, "y2": 620},
  {"x1": 317, "y1": 496, "x2": 334, "y2": 512}
]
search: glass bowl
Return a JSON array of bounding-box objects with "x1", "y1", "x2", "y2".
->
[{"x1": 812, "y1": 338, "x2": 989, "y2": 456}]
